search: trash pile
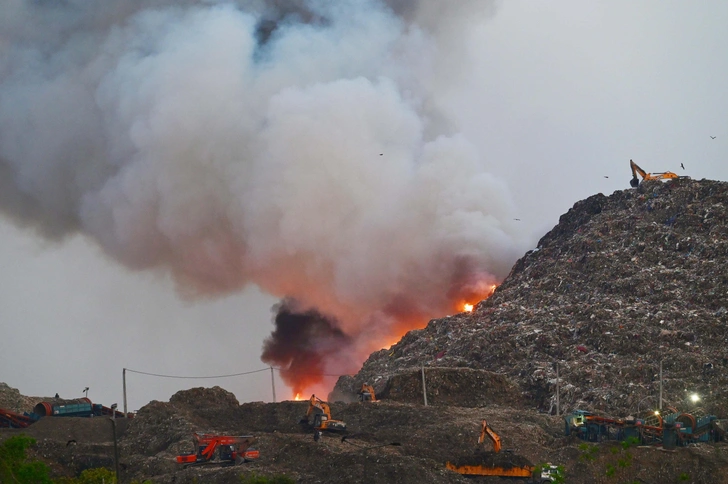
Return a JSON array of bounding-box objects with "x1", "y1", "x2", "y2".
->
[
  {"x1": 0, "y1": 382, "x2": 47, "y2": 413},
  {"x1": 339, "y1": 179, "x2": 728, "y2": 418}
]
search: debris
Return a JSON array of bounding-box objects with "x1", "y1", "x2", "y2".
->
[{"x1": 342, "y1": 179, "x2": 728, "y2": 419}]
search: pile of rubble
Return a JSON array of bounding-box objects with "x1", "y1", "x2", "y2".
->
[
  {"x1": 339, "y1": 179, "x2": 728, "y2": 418},
  {"x1": 3, "y1": 384, "x2": 728, "y2": 483},
  {"x1": 0, "y1": 382, "x2": 46, "y2": 413}
]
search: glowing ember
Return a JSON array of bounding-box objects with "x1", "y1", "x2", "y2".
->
[
  {"x1": 463, "y1": 303, "x2": 474, "y2": 312},
  {"x1": 294, "y1": 393, "x2": 301, "y2": 401}
]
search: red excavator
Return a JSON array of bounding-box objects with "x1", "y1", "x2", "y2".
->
[
  {"x1": 299, "y1": 394, "x2": 347, "y2": 440},
  {"x1": 176, "y1": 433, "x2": 259, "y2": 468},
  {"x1": 629, "y1": 159, "x2": 683, "y2": 187}
]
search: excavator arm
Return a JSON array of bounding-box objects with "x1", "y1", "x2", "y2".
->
[
  {"x1": 630, "y1": 159, "x2": 646, "y2": 187},
  {"x1": 478, "y1": 420, "x2": 502, "y2": 453},
  {"x1": 302, "y1": 395, "x2": 331, "y2": 420}
]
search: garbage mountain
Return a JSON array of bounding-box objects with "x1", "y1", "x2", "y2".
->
[{"x1": 339, "y1": 179, "x2": 728, "y2": 418}]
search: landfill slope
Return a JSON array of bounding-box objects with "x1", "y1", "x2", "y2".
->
[
  {"x1": 3, "y1": 385, "x2": 728, "y2": 483},
  {"x1": 0, "y1": 382, "x2": 50, "y2": 413},
  {"x1": 340, "y1": 178, "x2": 728, "y2": 418}
]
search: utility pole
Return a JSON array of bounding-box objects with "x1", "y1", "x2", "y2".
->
[
  {"x1": 659, "y1": 359, "x2": 663, "y2": 410},
  {"x1": 109, "y1": 418, "x2": 120, "y2": 484},
  {"x1": 270, "y1": 367, "x2": 276, "y2": 403},
  {"x1": 421, "y1": 365, "x2": 428, "y2": 406},
  {"x1": 556, "y1": 362, "x2": 560, "y2": 417},
  {"x1": 123, "y1": 368, "x2": 128, "y2": 416}
]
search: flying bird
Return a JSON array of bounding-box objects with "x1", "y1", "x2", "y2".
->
[
  {"x1": 513, "y1": 218, "x2": 521, "y2": 221},
  {"x1": 710, "y1": 136, "x2": 716, "y2": 139},
  {"x1": 604, "y1": 176, "x2": 609, "y2": 178},
  {"x1": 681, "y1": 163, "x2": 685, "y2": 170}
]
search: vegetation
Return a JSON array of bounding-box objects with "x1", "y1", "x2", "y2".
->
[
  {"x1": 0, "y1": 435, "x2": 53, "y2": 484},
  {"x1": 55, "y1": 467, "x2": 116, "y2": 484},
  {"x1": 240, "y1": 472, "x2": 296, "y2": 484}
]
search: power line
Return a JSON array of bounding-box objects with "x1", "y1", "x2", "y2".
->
[
  {"x1": 124, "y1": 367, "x2": 271, "y2": 379},
  {"x1": 124, "y1": 366, "x2": 357, "y2": 380}
]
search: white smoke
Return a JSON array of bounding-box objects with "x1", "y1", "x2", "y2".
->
[{"x1": 0, "y1": 0, "x2": 529, "y2": 375}]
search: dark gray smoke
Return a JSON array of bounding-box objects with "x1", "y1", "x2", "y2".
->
[{"x1": 0, "y1": 0, "x2": 529, "y2": 392}]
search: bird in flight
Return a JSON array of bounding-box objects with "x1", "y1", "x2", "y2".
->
[
  {"x1": 604, "y1": 176, "x2": 609, "y2": 178},
  {"x1": 681, "y1": 163, "x2": 685, "y2": 170},
  {"x1": 513, "y1": 218, "x2": 521, "y2": 221},
  {"x1": 710, "y1": 136, "x2": 716, "y2": 139}
]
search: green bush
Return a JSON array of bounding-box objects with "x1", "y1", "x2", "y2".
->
[
  {"x1": 240, "y1": 472, "x2": 295, "y2": 484},
  {"x1": 75, "y1": 467, "x2": 116, "y2": 484},
  {"x1": 0, "y1": 435, "x2": 53, "y2": 484}
]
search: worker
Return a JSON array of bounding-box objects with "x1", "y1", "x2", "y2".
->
[{"x1": 54, "y1": 393, "x2": 59, "y2": 399}]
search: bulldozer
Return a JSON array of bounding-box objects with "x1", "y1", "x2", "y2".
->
[
  {"x1": 446, "y1": 420, "x2": 556, "y2": 481},
  {"x1": 629, "y1": 159, "x2": 684, "y2": 187},
  {"x1": 357, "y1": 383, "x2": 377, "y2": 402},
  {"x1": 175, "y1": 433, "x2": 259, "y2": 468},
  {"x1": 299, "y1": 394, "x2": 347, "y2": 440}
]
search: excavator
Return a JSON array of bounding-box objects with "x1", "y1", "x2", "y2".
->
[
  {"x1": 629, "y1": 159, "x2": 682, "y2": 187},
  {"x1": 176, "y1": 433, "x2": 260, "y2": 468},
  {"x1": 358, "y1": 383, "x2": 377, "y2": 402},
  {"x1": 446, "y1": 420, "x2": 556, "y2": 481},
  {"x1": 299, "y1": 394, "x2": 347, "y2": 440}
]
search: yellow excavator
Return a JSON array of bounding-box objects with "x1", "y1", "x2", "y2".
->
[
  {"x1": 299, "y1": 394, "x2": 347, "y2": 440},
  {"x1": 629, "y1": 159, "x2": 682, "y2": 187},
  {"x1": 357, "y1": 383, "x2": 377, "y2": 402},
  {"x1": 446, "y1": 419, "x2": 537, "y2": 478}
]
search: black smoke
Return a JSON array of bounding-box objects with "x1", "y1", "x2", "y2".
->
[{"x1": 262, "y1": 299, "x2": 351, "y2": 393}]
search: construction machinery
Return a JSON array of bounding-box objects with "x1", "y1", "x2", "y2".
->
[
  {"x1": 299, "y1": 394, "x2": 346, "y2": 440},
  {"x1": 446, "y1": 419, "x2": 546, "y2": 480},
  {"x1": 357, "y1": 383, "x2": 377, "y2": 402},
  {"x1": 175, "y1": 433, "x2": 259, "y2": 468},
  {"x1": 629, "y1": 159, "x2": 682, "y2": 187},
  {"x1": 564, "y1": 409, "x2": 725, "y2": 447}
]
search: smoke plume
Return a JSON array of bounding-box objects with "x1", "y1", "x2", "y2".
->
[{"x1": 0, "y1": 0, "x2": 530, "y2": 393}]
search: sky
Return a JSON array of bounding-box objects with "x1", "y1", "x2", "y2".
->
[{"x1": 1, "y1": 0, "x2": 726, "y2": 412}]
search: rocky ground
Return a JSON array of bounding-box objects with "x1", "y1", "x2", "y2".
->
[
  {"x1": 2, "y1": 178, "x2": 728, "y2": 483},
  {"x1": 3, "y1": 385, "x2": 728, "y2": 484}
]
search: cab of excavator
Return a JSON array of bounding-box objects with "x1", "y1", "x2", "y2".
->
[{"x1": 219, "y1": 444, "x2": 235, "y2": 461}]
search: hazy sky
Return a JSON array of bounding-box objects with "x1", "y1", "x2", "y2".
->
[{"x1": 1, "y1": 0, "x2": 727, "y2": 412}]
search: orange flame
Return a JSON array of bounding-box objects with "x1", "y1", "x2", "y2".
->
[
  {"x1": 463, "y1": 303, "x2": 474, "y2": 312},
  {"x1": 294, "y1": 393, "x2": 301, "y2": 401}
]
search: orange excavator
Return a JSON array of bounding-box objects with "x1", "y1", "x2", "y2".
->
[
  {"x1": 358, "y1": 383, "x2": 377, "y2": 402},
  {"x1": 629, "y1": 159, "x2": 682, "y2": 187},
  {"x1": 446, "y1": 420, "x2": 537, "y2": 478},
  {"x1": 299, "y1": 394, "x2": 347, "y2": 440},
  {"x1": 176, "y1": 433, "x2": 259, "y2": 468}
]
